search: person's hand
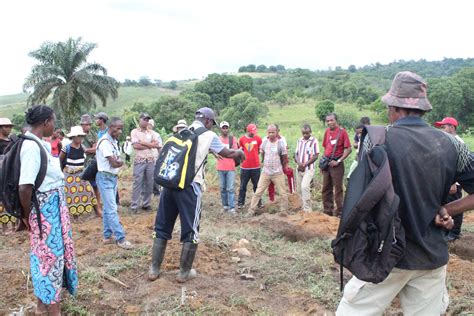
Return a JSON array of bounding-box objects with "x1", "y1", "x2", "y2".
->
[
  {"x1": 215, "y1": 153, "x2": 224, "y2": 160},
  {"x1": 329, "y1": 160, "x2": 340, "y2": 168},
  {"x1": 449, "y1": 184, "x2": 457, "y2": 195},
  {"x1": 297, "y1": 163, "x2": 305, "y2": 172},
  {"x1": 237, "y1": 149, "x2": 246, "y2": 161},
  {"x1": 435, "y1": 207, "x2": 454, "y2": 230}
]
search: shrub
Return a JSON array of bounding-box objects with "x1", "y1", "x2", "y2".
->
[{"x1": 315, "y1": 100, "x2": 335, "y2": 123}]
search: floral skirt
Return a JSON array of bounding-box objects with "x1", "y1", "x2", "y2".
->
[
  {"x1": 0, "y1": 202, "x2": 16, "y2": 224},
  {"x1": 64, "y1": 172, "x2": 97, "y2": 216},
  {"x1": 29, "y1": 188, "x2": 78, "y2": 304}
]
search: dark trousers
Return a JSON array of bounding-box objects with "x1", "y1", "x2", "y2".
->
[
  {"x1": 154, "y1": 183, "x2": 202, "y2": 243},
  {"x1": 238, "y1": 168, "x2": 261, "y2": 206},
  {"x1": 322, "y1": 161, "x2": 345, "y2": 216}
]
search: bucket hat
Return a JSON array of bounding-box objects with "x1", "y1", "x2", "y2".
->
[
  {"x1": 0, "y1": 118, "x2": 14, "y2": 126},
  {"x1": 67, "y1": 126, "x2": 87, "y2": 138},
  {"x1": 172, "y1": 119, "x2": 188, "y2": 133},
  {"x1": 382, "y1": 71, "x2": 432, "y2": 112}
]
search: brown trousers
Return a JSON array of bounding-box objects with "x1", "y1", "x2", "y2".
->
[{"x1": 321, "y1": 161, "x2": 344, "y2": 216}]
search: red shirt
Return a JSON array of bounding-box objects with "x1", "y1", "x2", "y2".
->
[
  {"x1": 322, "y1": 127, "x2": 351, "y2": 158},
  {"x1": 217, "y1": 135, "x2": 238, "y2": 171},
  {"x1": 50, "y1": 138, "x2": 61, "y2": 157},
  {"x1": 239, "y1": 135, "x2": 262, "y2": 169}
]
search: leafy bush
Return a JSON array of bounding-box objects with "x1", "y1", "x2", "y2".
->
[
  {"x1": 336, "y1": 107, "x2": 359, "y2": 130},
  {"x1": 315, "y1": 100, "x2": 335, "y2": 123}
]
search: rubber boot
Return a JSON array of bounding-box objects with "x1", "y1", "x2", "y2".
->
[
  {"x1": 177, "y1": 242, "x2": 198, "y2": 283},
  {"x1": 148, "y1": 239, "x2": 167, "y2": 281}
]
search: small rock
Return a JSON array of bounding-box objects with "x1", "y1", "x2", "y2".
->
[
  {"x1": 237, "y1": 247, "x2": 251, "y2": 257},
  {"x1": 237, "y1": 238, "x2": 250, "y2": 248},
  {"x1": 240, "y1": 273, "x2": 255, "y2": 280},
  {"x1": 231, "y1": 256, "x2": 241, "y2": 263},
  {"x1": 260, "y1": 283, "x2": 267, "y2": 291}
]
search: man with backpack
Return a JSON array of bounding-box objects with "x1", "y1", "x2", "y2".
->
[
  {"x1": 246, "y1": 124, "x2": 289, "y2": 216},
  {"x1": 0, "y1": 117, "x2": 17, "y2": 232},
  {"x1": 148, "y1": 107, "x2": 245, "y2": 283},
  {"x1": 216, "y1": 121, "x2": 239, "y2": 214},
  {"x1": 320, "y1": 113, "x2": 351, "y2": 217},
  {"x1": 336, "y1": 71, "x2": 474, "y2": 315}
]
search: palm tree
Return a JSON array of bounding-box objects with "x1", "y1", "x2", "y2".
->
[{"x1": 24, "y1": 37, "x2": 119, "y2": 128}]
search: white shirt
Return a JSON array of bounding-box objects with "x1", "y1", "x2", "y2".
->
[
  {"x1": 96, "y1": 133, "x2": 121, "y2": 174},
  {"x1": 19, "y1": 131, "x2": 64, "y2": 192}
]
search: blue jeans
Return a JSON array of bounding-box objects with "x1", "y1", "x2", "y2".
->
[
  {"x1": 96, "y1": 172, "x2": 126, "y2": 241},
  {"x1": 218, "y1": 170, "x2": 235, "y2": 209}
]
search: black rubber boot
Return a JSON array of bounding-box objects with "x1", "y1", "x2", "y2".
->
[
  {"x1": 177, "y1": 242, "x2": 198, "y2": 283},
  {"x1": 148, "y1": 239, "x2": 167, "y2": 281}
]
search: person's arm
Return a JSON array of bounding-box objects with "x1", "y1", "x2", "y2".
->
[
  {"x1": 59, "y1": 150, "x2": 67, "y2": 170},
  {"x1": 329, "y1": 131, "x2": 352, "y2": 167},
  {"x1": 101, "y1": 140, "x2": 124, "y2": 168},
  {"x1": 107, "y1": 156, "x2": 123, "y2": 168}
]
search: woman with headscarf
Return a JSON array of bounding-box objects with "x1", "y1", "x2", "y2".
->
[{"x1": 18, "y1": 105, "x2": 78, "y2": 315}]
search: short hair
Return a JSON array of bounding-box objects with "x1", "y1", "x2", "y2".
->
[
  {"x1": 326, "y1": 112, "x2": 338, "y2": 121},
  {"x1": 267, "y1": 124, "x2": 277, "y2": 130},
  {"x1": 360, "y1": 117, "x2": 371, "y2": 125},
  {"x1": 109, "y1": 117, "x2": 123, "y2": 126},
  {"x1": 355, "y1": 124, "x2": 364, "y2": 131},
  {"x1": 302, "y1": 124, "x2": 312, "y2": 132}
]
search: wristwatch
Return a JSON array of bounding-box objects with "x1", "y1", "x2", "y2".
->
[{"x1": 337, "y1": 159, "x2": 342, "y2": 163}]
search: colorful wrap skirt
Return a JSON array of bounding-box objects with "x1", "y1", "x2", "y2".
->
[
  {"x1": 0, "y1": 202, "x2": 16, "y2": 224},
  {"x1": 63, "y1": 170, "x2": 97, "y2": 216},
  {"x1": 29, "y1": 188, "x2": 78, "y2": 304}
]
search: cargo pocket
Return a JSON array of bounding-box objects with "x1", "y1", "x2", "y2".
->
[{"x1": 343, "y1": 277, "x2": 367, "y2": 303}]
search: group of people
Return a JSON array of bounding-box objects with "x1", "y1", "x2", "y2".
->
[{"x1": 0, "y1": 70, "x2": 473, "y2": 315}]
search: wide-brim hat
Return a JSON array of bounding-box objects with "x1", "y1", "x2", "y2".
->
[
  {"x1": 381, "y1": 71, "x2": 432, "y2": 112},
  {"x1": 67, "y1": 126, "x2": 87, "y2": 138},
  {"x1": 172, "y1": 119, "x2": 188, "y2": 132},
  {"x1": 0, "y1": 118, "x2": 14, "y2": 126}
]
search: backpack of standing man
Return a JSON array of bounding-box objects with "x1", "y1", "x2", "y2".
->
[
  {"x1": 0, "y1": 134, "x2": 48, "y2": 235},
  {"x1": 331, "y1": 126, "x2": 405, "y2": 288},
  {"x1": 154, "y1": 126, "x2": 207, "y2": 190}
]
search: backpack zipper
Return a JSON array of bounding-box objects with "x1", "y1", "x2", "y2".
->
[{"x1": 377, "y1": 240, "x2": 384, "y2": 253}]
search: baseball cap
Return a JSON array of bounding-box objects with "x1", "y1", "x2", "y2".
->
[
  {"x1": 246, "y1": 123, "x2": 257, "y2": 134},
  {"x1": 196, "y1": 107, "x2": 217, "y2": 126},
  {"x1": 94, "y1": 112, "x2": 109, "y2": 122},
  {"x1": 434, "y1": 117, "x2": 458, "y2": 128},
  {"x1": 139, "y1": 112, "x2": 152, "y2": 120},
  {"x1": 220, "y1": 121, "x2": 230, "y2": 128},
  {"x1": 381, "y1": 71, "x2": 432, "y2": 112}
]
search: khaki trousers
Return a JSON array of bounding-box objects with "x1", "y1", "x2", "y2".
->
[
  {"x1": 296, "y1": 168, "x2": 315, "y2": 211},
  {"x1": 336, "y1": 265, "x2": 448, "y2": 316},
  {"x1": 249, "y1": 173, "x2": 288, "y2": 212}
]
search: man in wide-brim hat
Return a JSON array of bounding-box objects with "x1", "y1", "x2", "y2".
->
[{"x1": 336, "y1": 71, "x2": 474, "y2": 315}]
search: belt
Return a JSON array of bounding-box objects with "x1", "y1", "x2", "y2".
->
[{"x1": 99, "y1": 171, "x2": 118, "y2": 177}]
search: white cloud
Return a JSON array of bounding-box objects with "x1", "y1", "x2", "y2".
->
[{"x1": 0, "y1": 0, "x2": 472, "y2": 95}]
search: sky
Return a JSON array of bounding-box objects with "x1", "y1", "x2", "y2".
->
[{"x1": 0, "y1": 0, "x2": 473, "y2": 96}]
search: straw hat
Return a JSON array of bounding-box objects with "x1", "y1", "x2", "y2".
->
[
  {"x1": 172, "y1": 119, "x2": 188, "y2": 132},
  {"x1": 67, "y1": 126, "x2": 87, "y2": 138}
]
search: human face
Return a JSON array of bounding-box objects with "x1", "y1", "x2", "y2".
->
[
  {"x1": 109, "y1": 120, "x2": 124, "y2": 139},
  {"x1": 326, "y1": 115, "x2": 337, "y2": 130},
  {"x1": 81, "y1": 123, "x2": 91, "y2": 133},
  {"x1": 72, "y1": 136, "x2": 83, "y2": 145},
  {"x1": 441, "y1": 124, "x2": 456, "y2": 135},
  {"x1": 95, "y1": 118, "x2": 103, "y2": 127},
  {"x1": 43, "y1": 114, "x2": 56, "y2": 137},
  {"x1": 301, "y1": 128, "x2": 311, "y2": 140},
  {"x1": 267, "y1": 126, "x2": 277, "y2": 140},
  {"x1": 139, "y1": 117, "x2": 150, "y2": 129},
  {"x1": 220, "y1": 125, "x2": 229, "y2": 136},
  {"x1": 0, "y1": 125, "x2": 12, "y2": 137}
]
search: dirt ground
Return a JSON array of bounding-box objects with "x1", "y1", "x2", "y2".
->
[{"x1": 0, "y1": 177, "x2": 473, "y2": 315}]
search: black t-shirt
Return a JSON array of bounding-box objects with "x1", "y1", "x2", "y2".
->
[
  {"x1": 382, "y1": 117, "x2": 474, "y2": 270},
  {"x1": 62, "y1": 145, "x2": 86, "y2": 168}
]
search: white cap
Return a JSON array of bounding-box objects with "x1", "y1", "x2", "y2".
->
[{"x1": 219, "y1": 121, "x2": 230, "y2": 128}]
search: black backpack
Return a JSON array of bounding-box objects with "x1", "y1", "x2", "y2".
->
[
  {"x1": 0, "y1": 134, "x2": 48, "y2": 236},
  {"x1": 154, "y1": 126, "x2": 207, "y2": 190},
  {"x1": 331, "y1": 126, "x2": 405, "y2": 289}
]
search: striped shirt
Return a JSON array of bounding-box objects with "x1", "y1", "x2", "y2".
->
[
  {"x1": 295, "y1": 136, "x2": 319, "y2": 171},
  {"x1": 61, "y1": 145, "x2": 86, "y2": 169}
]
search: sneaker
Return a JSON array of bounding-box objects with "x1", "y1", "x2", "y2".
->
[
  {"x1": 103, "y1": 237, "x2": 115, "y2": 245},
  {"x1": 228, "y1": 208, "x2": 236, "y2": 215},
  {"x1": 130, "y1": 208, "x2": 138, "y2": 214},
  {"x1": 237, "y1": 204, "x2": 245, "y2": 209},
  {"x1": 222, "y1": 206, "x2": 229, "y2": 212},
  {"x1": 141, "y1": 206, "x2": 152, "y2": 211},
  {"x1": 117, "y1": 239, "x2": 134, "y2": 250}
]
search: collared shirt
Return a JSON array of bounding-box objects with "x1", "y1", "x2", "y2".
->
[
  {"x1": 131, "y1": 128, "x2": 160, "y2": 163},
  {"x1": 96, "y1": 133, "x2": 121, "y2": 175},
  {"x1": 19, "y1": 131, "x2": 64, "y2": 192},
  {"x1": 295, "y1": 136, "x2": 319, "y2": 171},
  {"x1": 261, "y1": 138, "x2": 287, "y2": 175},
  {"x1": 322, "y1": 127, "x2": 351, "y2": 158}
]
